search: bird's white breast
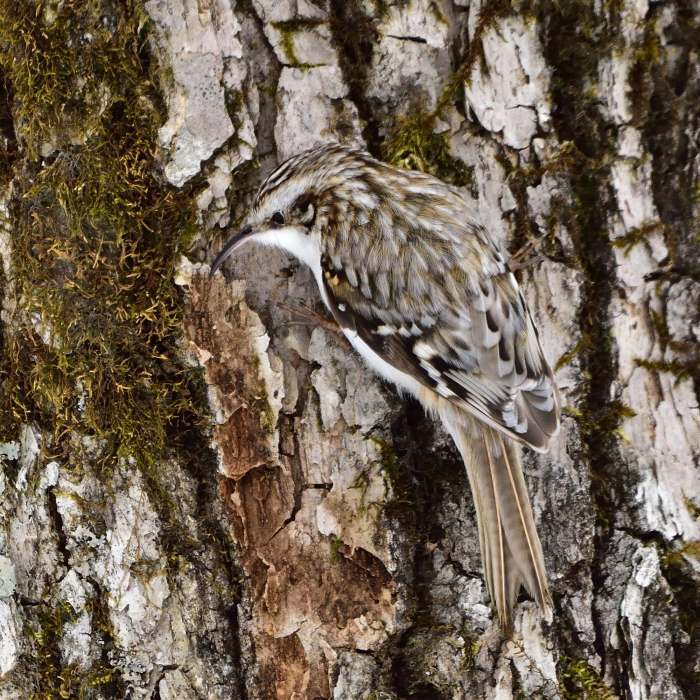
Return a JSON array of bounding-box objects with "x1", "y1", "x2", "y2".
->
[{"x1": 341, "y1": 330, "x2": 424, "y2": 399}]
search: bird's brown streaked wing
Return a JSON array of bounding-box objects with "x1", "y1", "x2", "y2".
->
[{"x1": 320, "y1": 255, "x2": 559, "y2": 452}]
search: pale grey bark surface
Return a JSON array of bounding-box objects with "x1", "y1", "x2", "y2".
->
[{"x1": 0, "y1": 1, "x2": 699, "y2": 698}]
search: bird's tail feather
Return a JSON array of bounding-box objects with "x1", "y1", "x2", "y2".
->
[{"x1": 442, "y1": 412, "x2": 552, "y2": 629}]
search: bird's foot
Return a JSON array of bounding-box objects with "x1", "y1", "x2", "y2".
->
[
  {"x1": 507, "y1": 237, "x2": 545, "y2": 272},
  {"x1": 279, "y1": 302, "x2": 342, "y2": 335}
]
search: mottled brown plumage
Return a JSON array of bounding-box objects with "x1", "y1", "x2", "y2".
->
[{"x1": 211, "y1": 143, "x2": 559, "y2": 629}]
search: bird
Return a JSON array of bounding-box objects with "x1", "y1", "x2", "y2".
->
[{"x1": 210, "y1": 142, "x2": 559, "y2": 629}]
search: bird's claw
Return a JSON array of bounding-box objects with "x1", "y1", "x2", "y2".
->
[
  {"x1": 507, "y1": 237, "x2": 545, "y2": 273},
  {"x1": 278, "y1": 302, "x2": 342, "y2": 335}
]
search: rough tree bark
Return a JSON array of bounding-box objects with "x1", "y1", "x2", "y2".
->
[{"x1": 0, "y1": 0, "x2": 698, "y2": 698}]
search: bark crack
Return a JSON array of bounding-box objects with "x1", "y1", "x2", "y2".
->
[
  {"x1": 46, "y1": 487, "x2": 70, "y2": 571},
  {"x1": 385, "y1": 34, "x2": 428, "y2": 44}
]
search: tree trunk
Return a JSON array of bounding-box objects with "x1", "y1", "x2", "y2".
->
[{"x1": 0, "y1": 0, "x2": 698, "y2": 698}]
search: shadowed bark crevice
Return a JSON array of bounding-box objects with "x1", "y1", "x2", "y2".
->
[
  {"x1": 386, "y1": 399, "x2": 472, "y2": 697},
  {"x1": 328, "y1": 0, "x2": 383, "y2": 156},
  {"x1": 643, "y1": 2, "x2": 700, "y2": 280},
  {"x1": 541, "y1": 0, "x2": 626, "y2": 690}
]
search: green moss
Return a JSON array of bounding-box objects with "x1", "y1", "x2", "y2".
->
[
  {"x1": 632, "y1": 307, "x2": 699, "y2": 384},
  {"x1": 555, "y1": 336, "x2": 591, "y2": 371},
  {"x1": 0, "y1": 78, "x2": 15, "y2": 182},
  {"x1": 541, "y1": 141, "x2": 583, "y2": 176},
  {"x1": 649, "y1": 308, "x2": 670, "y2": 348},
  {"x1": 274, "y1": 25, "x2": 300, "y2": 66},
  {"x1": 458, "y1": 636, "x2": 480, "y2": 672},
  {"x1": 346, "y1": 436, "x2": 400, "y2": 516},
  {"x1": 627, "y1": 30, "x2": 662, "y2": 125},
  {"x1": 379, "y1": 0, "x2": 513, "y2": 181},
  {"x1": 685, "y1": 495, "x2": 700, "y2": 521},
  {"x1": 561, "y1": 405, "x2": 584, "y2": 420},
  {"x1": 0, "y1": 0, "x2": 152, "y2": 159},
  {"x1": 662, "y1": 541, "x2": 700, "y2": 570},
  {"x1": 0, "y1": 4, "x2": 220, "y2": 690},
  {"x1": 0, "y1": 0, "x2": 203, "y2": 457},
  {"x1": 378, "y1": 2, "x2": 519, "y2": 182},
  {"x1": 449, "y1": 0, "x2": 515, "y2": 94},
  {"x1": 538, "y1": 0, "x2": 632, "y2": 524},
  {"x1": 368, "y1": 0, "x2": 392, "y2": 19},
  {"x1": 428, "y1": 1, "x2": 448, "y2": 25},
  {"x1": 0, "y1": 0, "x2": 246, "y2": 694},
  {"x1": 27, "y1": 597, "x2": 125, "y2": 699},
  {"x1": 383, "y1": 110, "x2": 472, "y2": 186},
  {"x1": 0, "y1": 0, "x2": 207, "y2": 570},
  {"x1": 634, "y1": 358, "x2": 696, "y2": 384},
  {"x1": 632, "y1": 306, "x2": 699, "y2": 384},
  {"x1": 329, "y1": 533, "x2": 345, "y2": 562},
  {"x1": 367, "y1": 435, "x2": 401, "y2": 489},
  {"x1": 559, "y1": 657, "x2": 616, "y2": 700},
  {"x1": 563, "y1": 397, "x2": 636, "y2": 440},
  {"x1": 28, "y1": 602, "x2": 78, "y2": 700},
  {"x1": 535, "y1": 0, "x2": 628, "y2": 573},
  {"x1": 7, "y1": 127, "x2": 201, "y2": 452},
  {"x1": 611, "y1": 221, "x2": 664, "y2": 256}
]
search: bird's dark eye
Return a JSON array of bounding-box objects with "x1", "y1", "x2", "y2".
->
[{"x1": 271, "y1": 211, "x2": 285, "y2": 226}]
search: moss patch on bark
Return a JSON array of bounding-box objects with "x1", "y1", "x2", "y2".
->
[
  {"x1": 382, "y1": 110, "x2": 472, "y2": 187},
  {"x1": 559, "y1": 656, "x2": 616, "y2": 700},
  {"x1": 0, "y1": 0, "x2": 202, "y2": 481},
  {"x1": 0, "y1": 0, "x2": 210, "y2": 690}
]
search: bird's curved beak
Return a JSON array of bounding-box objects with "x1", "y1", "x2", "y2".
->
[{"x1": 209, "y1": 224, "x2": 254, "y2": 277}]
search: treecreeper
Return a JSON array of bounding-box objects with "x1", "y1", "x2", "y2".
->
[{"x1": 211, "y1": 143, "x2": 560, "y2": 630}]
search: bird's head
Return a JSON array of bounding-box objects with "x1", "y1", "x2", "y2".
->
[
  {"x1": 209, "y1": 178, "x2": 318, "y2": 276},
  {"x1": 209, "y1": 147, "x2": 347, "y2": 277}
]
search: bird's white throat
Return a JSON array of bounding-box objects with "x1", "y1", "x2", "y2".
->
[{"x1": 253, "y1": 226, "x2": 320, "y2": 272}]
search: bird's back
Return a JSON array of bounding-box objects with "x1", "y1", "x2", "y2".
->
[{"x1": 306, "y1": 144, "x2": 559, "y2": 451}]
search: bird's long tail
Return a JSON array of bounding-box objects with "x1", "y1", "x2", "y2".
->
[{"x1": 441, "y1": 412, "x2": 552, "y2": 629}]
